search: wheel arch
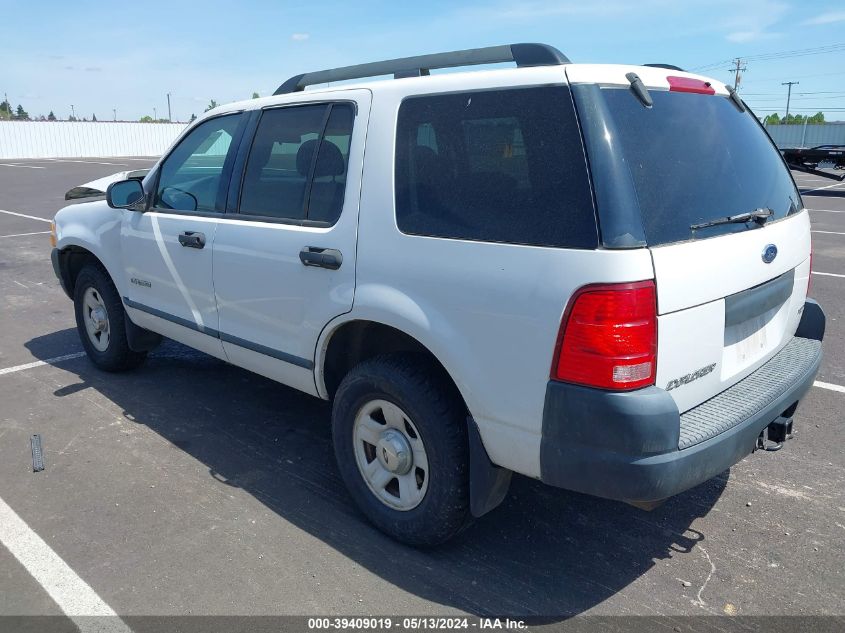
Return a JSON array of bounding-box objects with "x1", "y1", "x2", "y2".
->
[
  {"x1": 316, "y1": 303, "x2": 512, "y2": 518},
  {"x1": 54, "y1": 243, "x2": 110, "y2": 299},
  {"x1": 319, "y1": 318, "x2": 468, "y2": 408},
  {"x1": 56, "y1": 237, "x2": 160, "y2": 353}
]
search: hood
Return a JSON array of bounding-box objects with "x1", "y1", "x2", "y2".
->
[{"x1": 65, "y1": 169, "x2": 150, "y2": 201}]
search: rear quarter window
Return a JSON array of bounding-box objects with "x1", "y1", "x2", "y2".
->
[{"x1": 394, "y1": 86, "x2": 597, "y2": 249}]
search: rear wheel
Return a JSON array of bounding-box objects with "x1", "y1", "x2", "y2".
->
[
  {"x1": 332, "y1": 354, "x2": 471, "y2": 546},
  {"x1": 73, "y1": 264, "x2": 147, "y2": 371}
]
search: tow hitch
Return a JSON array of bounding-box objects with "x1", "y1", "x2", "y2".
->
[{"x1": 756, "y1": 416, "x2": 794, "y2": 452}]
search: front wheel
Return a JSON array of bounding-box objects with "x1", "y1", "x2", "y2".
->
[
  {"x1": 73, "y1": 264, "x2": 147, "y2": 372},
  {"x1": 332, "y1": 354, "x2": 471, "y2": 546}
]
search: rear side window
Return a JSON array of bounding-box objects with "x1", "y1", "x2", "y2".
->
[
  {"x1": 395, "y1": 87, "x2": 597, "y2": 248},
  {"x1": 240, "y1": 103, "x2": 354, "y2": 224}
]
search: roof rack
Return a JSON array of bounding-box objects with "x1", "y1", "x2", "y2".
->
[
  {"x1": 273, "y1": 43, "x2": 570, "y2": 95},
  {"x1": 643, "y1": 63, "x2": 685, "y2": 71}
]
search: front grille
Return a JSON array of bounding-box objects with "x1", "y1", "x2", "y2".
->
[{"x1": 678, "y1": 336, "x2": 821, "y2": 450}]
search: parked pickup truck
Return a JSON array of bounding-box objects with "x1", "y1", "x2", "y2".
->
[{"x1": 51, "y1": 43, "x2": 825, "y2": 545}]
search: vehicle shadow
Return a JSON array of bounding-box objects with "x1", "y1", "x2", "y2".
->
[{"x1": 25, "y1": 331, "x2": 727, "y2": 619}]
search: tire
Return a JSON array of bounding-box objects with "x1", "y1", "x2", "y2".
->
[
  {"x1": 73, "y1": 264, "x2": 147, "y2": 372},
  {"x1": 332, "y1": 353, "x2": 471, "y2": 546}
]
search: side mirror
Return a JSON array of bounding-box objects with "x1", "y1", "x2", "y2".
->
[{"x1": 106, "y1": 179, "x2": 146, "y2": 210}]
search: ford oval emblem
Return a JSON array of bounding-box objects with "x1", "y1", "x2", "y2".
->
[{"x1": 762, "y1": 244, "x2": 778, "y2": 264}]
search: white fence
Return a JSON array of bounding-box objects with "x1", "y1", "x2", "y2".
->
[
  {"x1": 0, "y1": 121, "x2": 189, "y2": 159},
  {"x1": 763, "y1": 123, "x2": 845, "y2": 149}
]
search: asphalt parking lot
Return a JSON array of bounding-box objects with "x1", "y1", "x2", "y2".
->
[{"x1": 0, "y1": 157, "x2": 844, "y2": 628}]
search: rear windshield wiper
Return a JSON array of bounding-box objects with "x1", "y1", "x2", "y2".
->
[{"x1": 690, "y1": 208, "x2": 773, "y2": 232}]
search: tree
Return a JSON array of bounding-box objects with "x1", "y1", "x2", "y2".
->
[
  {"x1": 47, "y1": 111, "x2": 56, "y2": 121},
  {"x1": 92, "y1": 113, "x2": 97, "y2": 122},
  {"x1": 808, "y1": 111, "x2": 825, "y2": 124},
  {"x1": 189, "y1": 113, "x2": 197, "y2": 122},
  {"x1": 764, "y1": 113, "x2": 781, "y2": 125},
  {"x1": 139, "y1": 115, "x2": 154, "y2": 122},
  {"x1": 0, "y1": 100, "x2": 11, "y2": 120},
  {"x1": 204, "y1": 99, "x2": 218, "y2": 112},
  {"x1": 15, "y1": 104, "x2": 29, "y2": 120},
  {"x1": 252, "y1": 92, "x2": 259, "y2": 99}
]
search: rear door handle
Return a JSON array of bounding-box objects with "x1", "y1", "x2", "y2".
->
[
  {"x1": 299, "y1": 247, "x2": 342, "y2": 270},
  {"x1": 178, "y1": 231, "x2": 205, "y2": 249}
]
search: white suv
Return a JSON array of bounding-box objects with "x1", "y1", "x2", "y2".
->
[{"x1": 51, "y1": 43, "x2": 825, "y2": 545}]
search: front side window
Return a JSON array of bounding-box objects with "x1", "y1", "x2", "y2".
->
[
  {"x1": 155, "y1": 114, "x2": 241, "y2": 212},
  {"x1": 395, "y1": 87, "x2": 597, "y2": 248},
  {"x1": 239, "y1": 103, "x2": 354, "y2": 224}
]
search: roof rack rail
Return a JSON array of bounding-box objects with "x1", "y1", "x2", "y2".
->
[
  {"x1": 273, "y1": 43, "x2": 570, "y2": 95},
  {"x1": 643, "y1": 63, "x2": 685, "y2": 71}
]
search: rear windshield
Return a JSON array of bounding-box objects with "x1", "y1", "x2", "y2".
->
[
  {"x1": 395, "y1": 86, "x2": 598, "y2": 249},
  {"x1": 588, "y1": 87, "x2": 801, "y2": 246}
]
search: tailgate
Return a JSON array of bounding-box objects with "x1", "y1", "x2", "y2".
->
[
  {"x1": 566, "y1": 64, "x2": 812, "y2": 414},
  {"x1": 653, "y1": 212, "x2": 811, "y2": 413}
]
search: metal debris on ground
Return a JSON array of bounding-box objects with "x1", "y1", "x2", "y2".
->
[{"x1": 31, "y1": 434, "x2": 44, "y2": 472}]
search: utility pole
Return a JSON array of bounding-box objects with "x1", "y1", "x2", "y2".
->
[
  {"x1": 70, "y1": 104, "x2": 75, "y2": 120},
  {"x1": 113, "y1": 108, "x2": 117, "y2": 121},
  {"x1": 167, "y1": 92, "x2": 172, "y2": 122},
  {"x1": 728, "y1": 58, "x2": 747, "y2": 91},
  {"x1": 153, "y1": 107, "x2": 157, "y2": 120},
  {"x1": 782, "y1": 81, "x2": 799, "y2": 122}
]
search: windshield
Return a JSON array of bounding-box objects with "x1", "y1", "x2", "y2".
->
[{"x1": 579, "y1": 86, "x2": 802, "y2": 247}]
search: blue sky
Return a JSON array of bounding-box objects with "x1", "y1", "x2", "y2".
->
[{"x1": 2, "y1": 0, "x2": 844, "y2": 121}]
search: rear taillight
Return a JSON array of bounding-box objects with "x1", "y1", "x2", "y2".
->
[
  {"x1": 667, "y1": 76, "x2": 716, "y2": 95},
  {"x1": 552, "y1": 281, "x2": 657, "y2": 391}
]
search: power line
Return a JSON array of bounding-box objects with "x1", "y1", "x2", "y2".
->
[
  {"x1": 743, "y1": 95, "x2": 845, "y2": 101},
  {"x1": 741, "y1": 70, "x2": 845, "y2": 85},
  {"x1": 745, "y1": 43, "x2": 845, "y2": 61},
  {"x1": 690, "y1": 42, "x2": 845, "y2": 71},
  {"x1": 742, "y1": 91, "x2": 845, "y2": 96}
]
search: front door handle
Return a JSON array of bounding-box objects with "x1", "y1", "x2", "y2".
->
[
  {"x1": 299, "y1": 247, "x2": 342, "y2": 270},
  {"x1": 178, "y1": 231, "x2": 205, "y2": 249}
]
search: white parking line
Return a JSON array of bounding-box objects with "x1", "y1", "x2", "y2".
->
[
  {"x1": 0, "y1": 353, "x2": 86, "y2": 376},
  {"x1": 40, "y1": 159, "x2": 128, "y2": 166},
  {"x1": 815, "y1": 381, "x2": 845, "y2": 394},
  {"x1": 0, "y1": 496, "x2": 132, "y2": 632},
  {"x1": 802, "y1": 182, "x2": 845, "y2": 195},
  {"x1": 0, "y1": 231, "x2": 51, "y2": 238},
  {"x1": 813, "y1": 271, "x2": 845, "y2": 279},
  {"x1": 811, "y1": 230, "x2": 845, "y2": 236},
  {"x1": 809, "y1": 209, "x2": 844, "y2": 213},
  {"x1": 0, "y1": 163, "x2": 46, "y2": 169},
  {"x1": 0, "y1": 209, "x2": 52, "y2": 223}
]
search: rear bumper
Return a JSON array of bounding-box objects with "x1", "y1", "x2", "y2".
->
[{"x1": 539, "y1": 301, "x2": 824, "y2": 502}]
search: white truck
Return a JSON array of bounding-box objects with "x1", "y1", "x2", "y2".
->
[{"x1": 51, "y1": 44, "x2": 825, "y2": 545}]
